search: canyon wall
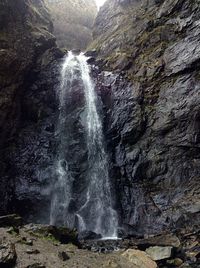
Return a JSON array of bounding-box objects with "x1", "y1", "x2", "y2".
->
[
  {"x1": 45, "y1": 0, "x2": 97, "y2": 50},
  {"x1": 90, "y1": 0, "x2": 200, "y2": 235},
  {"x1": 0, "y1": 0, "x2": 199, "y2": 237},
  {"x1": 0, "y1": 0, "x2": 63, "y2": 220}
]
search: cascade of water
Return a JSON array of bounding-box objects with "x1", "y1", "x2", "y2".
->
[{"x1": 50, "y1": 51, "x2": 118, "y2": 238}]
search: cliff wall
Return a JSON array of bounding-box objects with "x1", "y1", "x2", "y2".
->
[
  {"x1": 0, "y1": 0, "x2": 63, "y2": 218},
  {"x1": 90, "y1": 0, "x2": 200, "y2": 235}
]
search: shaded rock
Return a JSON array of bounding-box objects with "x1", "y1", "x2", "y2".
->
[
  {"x1": 164, "y1": 26, "x2": 200, "y2": 75},
  {"x1": 24, "y1": 224, "x2": 79, "y2": 246},
  {"x1": 146, "y1": 246, "x2": 173, "y2": 261},
  {"x1": 78, "y1": 231, "x2": 102, "y2": 240},
  {"x1": 27, "y1": 264, "x2": 45, "y2": 268},
  {"x1": 7, "y1": 227, "x2": 19, "y2": 235},
  {"x1": 136, "y1": 234, "x2": 181, "y2": 249},
  {"x1": 122, "y1": 249, "x2": 157, "y2": 268},
  {"x1": 85, "y1": 50, "x2": 98, "y2": 57},
  {"x1": 167, "y1": 258, "x2": 184, "y2": 266},
  {"x1": 91, "y1": 0, "x2": 200, "y2": 238},
  {"x1": 0, "y1": 215, "x2": 22, "y2": 227},
  {"x1": 0, "y1": 242, "x2": 17, "y2": 267},
  {"x1": 58, "y1": 251, "x2": 70, "y2": 261}
]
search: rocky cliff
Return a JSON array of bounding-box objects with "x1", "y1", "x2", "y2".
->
[
  {"x1": 1, "y1": 0, "x2": 200, "y2": 242},
  {"x1": 90, "y1": 0, "x2": 200, "y2": 235},
  {"x1": 45, "y1": 0, "x2": 97, "y2": 50},
  {"x1": 0, "y1": 0, "x2": 63, "y2": 219}
]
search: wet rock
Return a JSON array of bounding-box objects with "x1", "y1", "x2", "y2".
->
[
  {"x1": 0, "y1": 215, "x2": 22, "y2": 227},
  {"x1": 87, "y1": 57, "x2": 96, "y2": 64},
  {"x1": 80, "y1": 239, "x2": 121, "y2": 253},
  {"x1": 58, "y1": 251, "x2": 70, "y2": 261},
  {"x1": 72, "y1": 49, "x2": 81, "y2": 55},
  {"x1": 85, "y1": 50, "x2": 98, "y2": 57},
  {"x1": 0, "y1": 0, "x2": 60, "y2": 219},
  {"x1": 145, "y1": 246, "x2": 173, "y2": 261},
  {"x1": 78, "y1": 230, "x2": 102, "y2": 240},
  {"x1": 122, "y1": 249, "x2": 157, "y2": 268},
  {"x1": 0, "y1": 241, "x2": 17, "y2": 267}
]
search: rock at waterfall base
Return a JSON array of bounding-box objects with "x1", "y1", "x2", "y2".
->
[
  {"x1": 145, "y1": 246, "x2": 173, "y2": 261},
  {"x1": 122, "y1": 249, "x2": 157, "y2": 268}
]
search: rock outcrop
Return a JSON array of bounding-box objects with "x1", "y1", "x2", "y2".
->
[
  {"x1": 90, "y1": 0, "x2": 200, "y2": 235},
  {"x1": 0, "y1": 0, "x2": 63, "y2": 219},
  {"x1": 45, "y1": 0, "x2": 97, "y2": 50}
]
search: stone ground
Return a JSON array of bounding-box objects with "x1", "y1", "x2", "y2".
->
[
  {"x1": 0, "y1": 226, "x2": 152, "y2": 268},
  {"x1": 0, "y1": 220, "x2": 199, "y2": 268}
]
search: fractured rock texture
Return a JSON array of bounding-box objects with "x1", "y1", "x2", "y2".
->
[
  {"x1": 0, "y1": 0, "x2": 63, "y2": 220},
  {"x1": 91, "y1": 0, "x2": 200, "y2": 235}
]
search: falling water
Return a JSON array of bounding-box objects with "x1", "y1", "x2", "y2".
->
[{"x1": 50, "y1": 51, "x2": 118, "y2": 238}]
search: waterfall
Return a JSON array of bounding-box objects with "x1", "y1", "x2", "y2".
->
[{"x1": 50, "y1": 51, "x2": 118, "y2": 238}]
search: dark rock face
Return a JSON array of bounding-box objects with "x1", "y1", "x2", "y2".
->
[
  {"x1": 0, "y1": 0, "x2": 63, "y2": 220},
  {"x1": 1, "y1": 0, "x2": 200, "y2": 240},
  {"x1": 90, "y1": 0, "x2": 200, "y2": 235}
]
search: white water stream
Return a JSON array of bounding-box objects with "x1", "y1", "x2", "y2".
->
[{"x1": 50, "y1": 52, "x2": 118, "y2": 238}]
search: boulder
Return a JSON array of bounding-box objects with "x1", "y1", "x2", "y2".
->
[
  {"x1": 136, "y1": 234, "x2": 181, "y2": 249},
  {"x1": 85, "y1": 50, "x2": 98, "y2": 57},
  {"x1": 0, "y1": 241, "x2": 17, "y2": 267},
  {"x1": 145, "y1": 246, "x2": 173, "y2": 261},
  {"x1": 122, "y1": 249, "x2": 157, "y2": 268},
  {"x1": 58, "y1": 251, "x2": 70, "y2": 261},
  {"x1": 24, "y1": 224, "x2": 79, "y2": 246}
]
